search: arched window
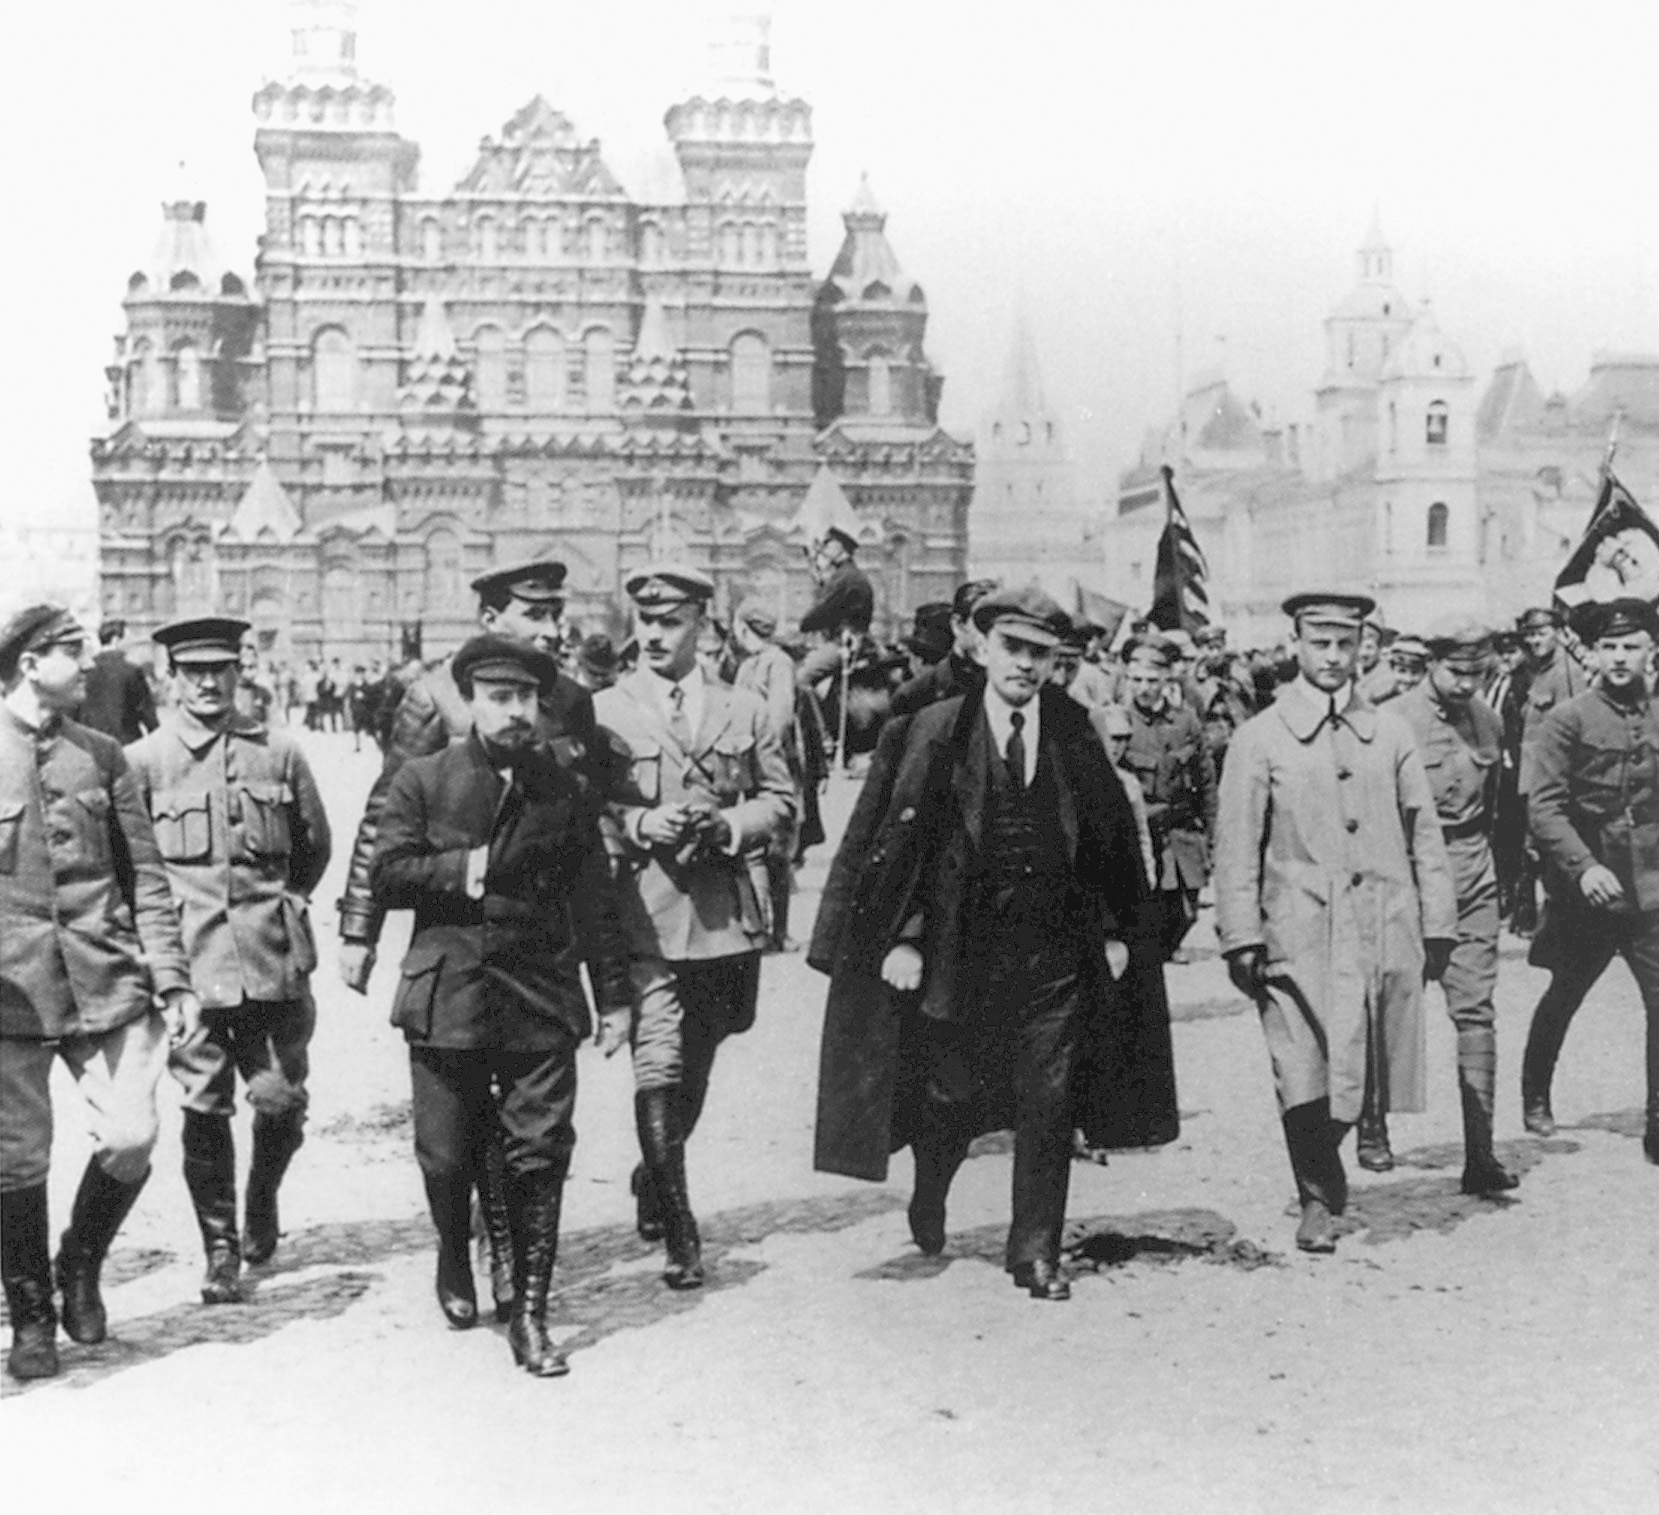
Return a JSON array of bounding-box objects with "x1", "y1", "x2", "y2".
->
[
  {"x1": 730, "y1": 332, "x2": 770, "y2": 412},
  {"x1": 758, "y1": 222, "x2": 778, "y2": 266},
  {"x1": 1427, "y1": 501, "x2": 1449, "y2": 549},
  {"x1": 322, "y1": 216, "x2": 344, "y2": 257},
  {"x1": 342, "y1": 217, "x2": 361, "y2": 257},
  {"x1": 172, "y1": 341, "x2": 202, "y2": 411},
  {"x1": 741, "y1": 223, "x2": 762, "y2": 266},
  {"x1": 583, "y1": 328, "x2": 615, "y2": 411},
  {"x1": 424, "y1": 529, "x2": 463, "y2": 611},
  {"x1": 586, "y1": 218, "x2": 606, "y2": 263},
  {"x1": 868, "y1": 353, "x2": 892, "y2": 417},
  {"x1": 719, "y1": 222, "x2": 740, "y2": 265},
  {"x1": 524, "y1": 327, "x2": 565, "y2": 413},
  {"x1": 474, "y1": 326, "x2": 506, "y2": 412},
  {"x1": 1426, "y1": 401, "x2": 1449, "y2": 445},
  {"x1": 420, "y1": 217, "x2": 442, "y2": 261},
  {"x1": 299, "y1": 216, "x2": 321, "y2": 256},
  {"x1": 476, "y1": 216, "x2": 497, "y2": 261},
  {"x1": 640, "y1": 221, "x2": 663, "y2": 266},
  {"x1": 311, "y1": 327, "x2": 358, "y2": 412},
  {"x1": 129, "y1": 339, "x2": 154, "y2": 417},
  {"x1": 1388, "y1": 401, "x2": 1398, "y2": 453}
]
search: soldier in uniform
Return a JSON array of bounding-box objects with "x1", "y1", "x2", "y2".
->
[
  {"x1": 126, "y1": 617, "x2": 332, "y2": 1303},
  {"x1": 889, "y1": 579, "x2": 997, "y2": 717},
  {"x1": 1486, "y1": 629, "x2": 1532, "y2": 920},
  {"x1": 371, "y1": 636, "x2": 631, "y2": 1376},
  {"x1": 795, "y1": 526, "x2": 876, "y2": 690},
  {"x1": 595, "y1": 565, "x2": 794, "y2": 1289},
  {"x1": 1371, "y1": 616, "x2": 1518, "y2": 1192},
  {"x1": 1215, "y1": 592, "x2": 1455, "y2": 1252},
  {"x1": 1120, "y1": 631, "x2": 1218, "y2": 961},
  {"x1": 1519, "y1": 597, "x2": 1659, "y2": 1164},
  {"x1": 1, "y1": 607, "x2": 197, "y2": 1380}
]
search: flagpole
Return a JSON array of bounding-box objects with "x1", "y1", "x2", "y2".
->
[{"x1": 1602, "y1": 408, "x2": 1623, "y2": 478}]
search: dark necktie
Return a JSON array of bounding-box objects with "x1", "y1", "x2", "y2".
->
[
  {"x1": 1006, "y1": 710, "x2": 1027, "y2": 789},
  {"x1": 668, "y1": 683, "x2": 694, "y2": 750}
]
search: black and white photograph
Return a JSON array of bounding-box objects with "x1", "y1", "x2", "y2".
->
[{"x1": 2, "y1": 1, "x2": 1657, "y2": 1510}]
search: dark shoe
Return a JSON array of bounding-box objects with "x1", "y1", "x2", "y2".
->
[
  {"x1": 630, "y1": 1162, "x2": 664, "y2": 1243},
  {"x1": 243, "y1": 1117, "x2": 303, "y2": 1267},
  {"x1": 477, "y1": 1133, "x2": 515, "y2": 1324},
  {"x1": 1522, "y1": 1092, "x2": 1556, "y2": 1138},
  {"x1": 1644, "y1": 1125, "x2": 1659, "y2": 1166},
  {"x1": 1295, "y1": 1199, "x2": 1337, "y2": 1253},
  {"x1": 423, "y1": 1173, "x2": 478, "y2": 1330},
  {"x1": 506, "y1": 1169, "x2": 570, "y2": 1378},
  {"x1": 1011, "y1": 1260, "x2": 1071, "y2": 1301},
  {"x1": 55, "y1": 1159, "x2": 148, "y2": 1344},
  {"x1": 1461, "y1": 1156, "x2": 1520, "y2": 1196},
  {"x1": 907, "y1": 1190, "x2": 946, "y2": 1257},
  {"x1": 1355, "y1": 1117, "x2": 1394, "y2": 1173},
  {"x1": 3, "y1": 1185, "x2": 59, "y2": 1380},
  {"x1": 201, "y1": 1244, "x2": 244, "y2": 1305},
  {"x1": 182, "y1": 1113, "x2": 243, "y2": 1306}
]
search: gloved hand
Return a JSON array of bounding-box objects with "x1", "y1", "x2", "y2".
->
[
  {"x1": 1225, "y1": 945, "x2": 1268, "y2": 998},
  {"x1": 1424, "y1": 937, "x2": 1455, "y2": 983}
]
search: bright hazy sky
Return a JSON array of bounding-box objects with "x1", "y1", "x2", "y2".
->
[{"x1": 6, "y1": 0, "x2": 1657, "y2": 541}]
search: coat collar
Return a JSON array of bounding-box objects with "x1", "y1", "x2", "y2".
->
[
  {"x1": 1273, "y1": 677, "x2": 1377, "y2": 744},
  {"x1": 165, "y1": 710, "x2": 265, "y2": 756},
  {"x1": 616, "y1": 667, "x2": 737, "y2": 758},
  {"x1": 947, "y1": 687, "x2": 1078, "y2": 862}
]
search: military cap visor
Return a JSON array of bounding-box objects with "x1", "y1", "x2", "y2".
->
[
  {"x1": 469, "y1": 559, "x2": 568, "y2": 604},
  {"x1": 155, "y1": 616, "x2": 250, "y2": 665},
  {"x1": 1425, "y1": 614, "x2": 1494, "y2": 663},
  {"x1": 971, "y1": 585, "x2": 1070, "y2": 648},
  {"x1": 1283, "y1": 591, "x2": 1378, "y2": 628},
  {"x1": 625, "y1": 562, "x2": 716, "y2": 607},
  {"x1": 1587, "y1": 597, "x2": 1659, "y2": 642},
  {"x1": 1123, "y1": 633, "x2": 1177, "y2": 668},
  {"x1": 452, "y1": 634, "x2": 560, "y2": 692},
  {"x1": 1516, "y1": 606, "x2": 1562, "y2": 631},
  {"x1": 0, "y1": 605, "x2": 86, "y2": 678},
  {"x1": 819, "y1": 525, "x2": 859, "y2": 553}
]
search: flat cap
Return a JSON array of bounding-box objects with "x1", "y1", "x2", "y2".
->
[
  {"x1": 1122, "y1": 631, "x2": 1178, "y2": 668},
  {"x1": 1389, "y1": 634, "x2": 1430, "y2": 664},
  {"x1": 735, "y1": 598, "x2": 778, "y2": 638},
  {"x1": 0, "y1": 605, "x2": 86, "y2": 681},
  {"x1": 469, "y1": 558, "x2": 567, "y2": 604},
  {"x1": 1424, "y1": 614, "x2": 1493, "y2": 662},
  {"x1": 1516, "y1": 606, "x2": 1562, "y2": 631},
  {"x1": 819, "y1": 525, "x2": 859, "y2": 554},
  {"x1": 951, "y1": 579, "x2": 1000, "y2": 620},
  {"x1": 970, "y1": 584, "x2": 1070, "y2": 648},
  {"x1": 903, "y1": 603, "x2": 954, "y2": 661},
  {"x1": 155, "y1": 616, "x2": 250, "y2": 666},
  {"x1": 576, "y1": 633, "x2": 619, "y2": 678},
  {"x1": 1283, "y1": 590, "x2": 1377, "y2": 627},
  {"x1": 1583, "y1": 597, "x2": 1659, "y2": 642},
  {"x1": 625, "y1": 561, "x2": 715, "y2": 607},
  {"x1": 451, "y1": 634, "x2": 560, "y2": 693}
]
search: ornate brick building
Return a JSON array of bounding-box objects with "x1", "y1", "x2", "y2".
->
[{"x1": 93, "y1": 3, "x2": 972, "y2": 662}]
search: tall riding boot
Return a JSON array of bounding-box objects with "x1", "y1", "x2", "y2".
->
[
  {"x1": 55, "y1": 1158, "x2": 149, "y2": 1343},
  {"x1": 1520, "y1": 972, "x2": 1586, "y2": 1136},
  {"x1": 635, "y1": 1088, "x2": 703, "y2": 1290},
  {"x1": 1282, "y1": 1099, "x2": 1347, "y2": 1253},
  {"x1": 3, "y1": 1185, "x2": 58, "y2": 1380},
  {"x1": 630, "y1": 1162, "x2": 664, "y2": 1243},
  {"x1": 907, "y1": 1114, "x2": 969, "y2": 1257},
  {"x1": 476, "y1": 1128, "x2": 515, "y2": 1323},
  {"x1": 243, "y1": 1116, "x2": 303, "y2": 1267},
  {"x1": 1458, "y1": 1029, "x2": 1519, "y2": 1194},
  {"x1": 1643, "y1": 1093, "x2": 1659, "y2": 1166},
  {"x1": 767, "y1": 858, "x2": 793, "y2": 952},
  {"x1": 1355, "y1": 1089, "x2": 1394, "y2": 1173},
  {"x1": 421, "y1": 1171, "x2": 477, "y2": 1330},
  {"x1": 506, "y1": 1167, "x2": 569, "y2": 1378},
  {"x1": 181, "y1": 1112, "x2": 242, "y2": 1304}
]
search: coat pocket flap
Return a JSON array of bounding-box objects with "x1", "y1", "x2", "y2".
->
[{"x1": 400, "y1": 939, "x2": 447, "y2": 977}]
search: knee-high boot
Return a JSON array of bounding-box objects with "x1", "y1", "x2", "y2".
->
[
  {"x1": 475, "y1": 1127, "x2": 515, "y2": 1323},
  {"x1": 1520, "y1": 972, "x2": 1587, "y2": 1135},
  {"x1": 422, "y1": 1170, "x2": 477, "y2": 1330},
  {"x1": 767, "y1": 858, "x2": 793, "y2": 952},
  {"x1": 635, "y1": 1088, "x2": 702, "y2": 1290},
  {"x1": 3, "y1": 1185, "x2": 58, "y2": 1380},
  {"x1": 506, "y1": 1166, "x2": 569, "y2": 1378},
  {"x1": 55, "y1": 1158, "x2": 149, "y2": 1342},
  {"x1": 907, "y1": 1114, "x2": 968, "y2": 1257},
  {"x1": 1282, "y1": 1099, "x2": 1347, "y2": 1252},
  {"x1": 181, "y1": 1112, "x2": 242, "y2": 1304},
  {"x1": 1458, "y1": 1028, "x2": 1519, "y2": 1194},
  {"x1": 243, "y1": 1116, "x2": 303, "y2": 1267}
]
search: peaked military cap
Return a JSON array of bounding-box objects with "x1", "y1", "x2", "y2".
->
[
  {"x1": 819, "y1": 525, "x2": 859, "y2": 554},
  {"x1": 1122, "y1": 631, "x2": 1178, "y2": 668},
  {"x1": 970, "y1": 584, "x2": 1070, "y2": 648},
  {"x1": 1424, "y1": 614, "x2": 1494, "y2": 663},
  {"x1": 469, "y1": 558, "x2": 568, "y2": 604},
  {"x1": 1516, "y1": 606, "x2": 1563, "y2": 631},
  {"x1": 735, "y1": 598, "x2": 779, "y2": 638},
  {"x1": 154, "y1": 616, "x2": 250, "y2": 666},
  {"x1": 0, "y1": 605, "x2": 86, "y2": 681},
  {"x1": 1583, "y1": 597, "x2": 1659, "y2": 642},
  {"x1": 452, "y1": 633, "x2": 559, "y2": 693},
  {"x1": 625, "y1": 561, "x2": 716, "y2": 607},
  {"x1": 1282, "y1": 591, "x2": 1378, "y2": 627},
  {"x1": 1389, "y1": 634, "x2": 1430, "y2": 666},
  {"x1": 951, "y1": 579, "x2": 1000, "y2": 620}
]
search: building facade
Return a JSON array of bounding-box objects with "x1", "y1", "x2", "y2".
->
[
  {"x1": 93, "y1": 3, "x2": 972, "y2": 663},
  {"x1": 1102, "y1": 222, "x2": 1659, "y2": 646}
]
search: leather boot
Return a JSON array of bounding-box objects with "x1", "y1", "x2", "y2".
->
[
  {"x1": 182, "y1": 1113, "x2": 242, "y2": 1304},
  {"x1": 768, "y1": 860, "x2": 794, "y2": 953},
  {"x1": 243, "y1": 1116, "x2": 303, "y2": 1267},
  {"x1": 3, "y1": 1185, "x2": 59, "y2": 1380},
  {"x1": 477, "y1": 1129, "x2": 515, "y2": 1324},
  {"x1": 635, "y1": 1088, "x2": 703, "y2": 1290},
  {"x1": 506, "y1": 1167, "x2": 569, "y2": 1378},
  {"x1": 1458, "y1": 1034, "x2": 1519, "y2": 1195},
  {"x1": 907, "y1": 1123, "x2": 968, "y2": 1257},
  {"x1": 630, "y1": 1162, "x2": 664, "y2": 1243},
  {"x1": 55, "y1": 1158, "x2": 148, "y2": 1343},
  {"x1": 1283, "y1": 1100, "x2": 1347, "y2": 1253},
  {"x1": 1644, "y1": 1097, "x2": 1659, "y2": 1166},
  {"x1": 421, "y1": 1171, "x2": 477, "y2": 1330},
  {"x1": 1355, "y1": 1112, "x2": 1394, "y2": 1172}
]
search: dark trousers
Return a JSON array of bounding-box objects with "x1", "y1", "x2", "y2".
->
[
  {"x1": 1523, "y1": 907, "x2": 1659, "y2": 1114},
  {"x1": 630, "y1": 953, "x2": 760, "y2": 1138},
  {"x1": 409, "y1": 1043, "x2": 577, "y2": 1185}
]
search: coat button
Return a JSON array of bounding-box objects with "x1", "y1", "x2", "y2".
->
[
  {"x1": 1337, "y1": 768, "x2": 1353, "y2": 780},
  {"x1": 899, "y1": 807, "x2": 916, "y2": 822},
  {"x1": 1346, "y1": 818, "x2": 1359, "y2": 832},
  {"x1": 1351, "y1": 872, "x2": 1363, "y2": 887}
]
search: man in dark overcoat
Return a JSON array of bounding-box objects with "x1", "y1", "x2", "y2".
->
[
  {"x1": 888, "y1": 579, "x2": 998, "y2": 717},
  {"x1": 810, "y1": 586, "x2": 1175, "y2": 1301},
  {"x1": 370, "y1": 636, "x2": 631, "y2": 1377},
  {"x1": 77, "y1": 619, "x2": 157, "y2": 744}
]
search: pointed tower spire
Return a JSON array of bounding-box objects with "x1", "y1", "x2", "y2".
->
[{"x1": 1000, "y1": 313, "x2": 1049, "y2": 418}]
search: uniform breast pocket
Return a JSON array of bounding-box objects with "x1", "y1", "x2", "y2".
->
[
  {"x1": 709, "y1": 738, "x2": 755, "y2": 800},
  {"x1": 0, "y1": 800, "x2": 23, "y2": 874},
  {"x1": 69, "y1": 788, "x2": 114, "y2": 869},
  {"x1": 625, "y1": 744, "x2": 662, "y2": 804},
  {"x1": 1577, "y1": 740, "x2": 1626, "y2": 814},
  {"x1": 152, "y1": 793, "x2": 212, "y2": 862},
  {"x1": 238, "y1": 781, "x2": 293, "y2": 860},
  {"x1": 391, "y1": 947, "x2": 444, "y2": 1039}
]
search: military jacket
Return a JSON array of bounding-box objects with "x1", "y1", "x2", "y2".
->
[
  {"x1": 799, "y1": 561, "x2": 875, "y2": 638},
  {"x1": 126, "y1": 713, "x2": 331, "y2": 1009},
  {"x1": 0, "y1": 707, "x2": 190, "y2": 1039},
  {"x1": 1394, "y1": 685, "x2": 1502, "y2": 831},
  {"x1": 1122, "y1": 700, "x2": 1218, "y2": 890}
]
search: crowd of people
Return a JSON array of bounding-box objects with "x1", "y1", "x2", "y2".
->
[{"x1": 4, "y1": 531, "x2": 1657, "y2": 1384}]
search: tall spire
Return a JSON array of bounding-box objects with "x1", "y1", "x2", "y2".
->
[{"x1": 999, "y1": 313, "x2": 1049, "y2": 417}]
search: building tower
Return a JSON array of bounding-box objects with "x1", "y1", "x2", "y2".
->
[{"x1": 967, "y1": 316, "x2": 1085, "y2": 590}]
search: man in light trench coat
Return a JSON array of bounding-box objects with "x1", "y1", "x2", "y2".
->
[{"x1": 1214, "y1": 591, "x2": 1456, "y2": 1253}]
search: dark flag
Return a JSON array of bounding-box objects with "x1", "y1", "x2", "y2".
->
[
  {"x1": 1071, "y1": 582, "x2": 1130, "y2": 646},
  {"x1": 1149, "y1": 464, "x2": 1211, "y2": 633},
  {"x1": 1553, "y1": 469, "x2": 1659, "y2": 629}
]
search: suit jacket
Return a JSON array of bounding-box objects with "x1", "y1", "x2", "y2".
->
[
  {"x1": 1, "y1": 708, "x2": 190, "y2": 1039},
  {"x1": 338, "y1": 655, "x2": 597, "y2": 944},
  {"x1": 78, "y1": 651, "x2": 158, "y2": 745},
  {"x1": 889, "y1": 651, "x2": 982, "y2": 718},
  {"x1": 369, "y1": 734, "x2": 629, "y2": 1049},
  {"x1": 799, "y1": 561, "x2": 874, "y2": 638},
  {"x1": 126, "y1": 713, "x2": 331, "y2": 1009},
  {"x1": 810, "y1": 689, "x2": 1177, "y2": 1179},
  {"x1": 595, "y1": 670, "x2": 794, "y2": 961}
]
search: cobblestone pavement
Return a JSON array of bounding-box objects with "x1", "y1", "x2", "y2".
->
[{"x1": 4, "y1": 732, "x2": 1657, "y2": 1515}]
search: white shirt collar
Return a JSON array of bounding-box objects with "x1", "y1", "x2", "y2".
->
[
  {"x1": 982, "y1": 685, "x2": 1040, "y2": 785},
  {"x1": 1293, "y1": 674, "x2": 1355, "y2": 717}
]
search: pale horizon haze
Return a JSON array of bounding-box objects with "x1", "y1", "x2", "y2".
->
[{"x1": 4, "y1": 0, "x2": 1656, "y2": 560}]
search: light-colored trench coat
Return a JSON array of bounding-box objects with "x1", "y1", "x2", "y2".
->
[{"x1": 1213, "y1": 678, "x2": 1456, "y2": 1122}]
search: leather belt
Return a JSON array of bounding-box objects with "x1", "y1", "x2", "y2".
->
[{"x1": 1441, "y1": 814, "x2": 1490, "y2": 842}]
